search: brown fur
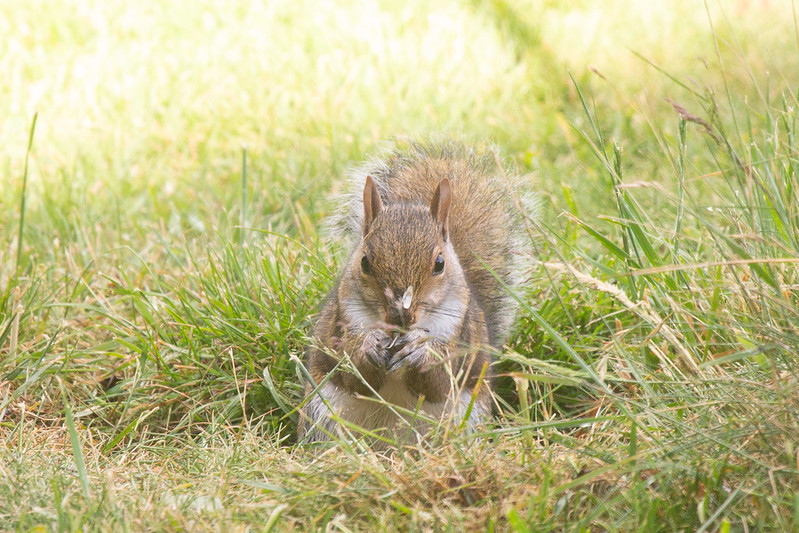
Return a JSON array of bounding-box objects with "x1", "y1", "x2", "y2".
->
[{"x1": 352, "y1": 142, "x2": 524, "y2": 346}]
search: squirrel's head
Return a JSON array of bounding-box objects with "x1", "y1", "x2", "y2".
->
[{"x1": 348, "y1": 176, "x2": 467, "y2": 334}]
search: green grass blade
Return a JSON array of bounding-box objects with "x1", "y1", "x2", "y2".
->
[
  {"x1": 63, "y1": 392, "x2": 91, "y2": 500},
  {"x1": 15, "y1": 112, "x2": 38, "y2": 279}
]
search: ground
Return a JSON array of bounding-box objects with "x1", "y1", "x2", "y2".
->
[{"x1": 1, "y1": 1, "x2": 798, "y2": 530}]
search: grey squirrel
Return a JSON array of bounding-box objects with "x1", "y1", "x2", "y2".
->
[{"x1": 298, "y1": 140, "x2": 534, "y2": 445}]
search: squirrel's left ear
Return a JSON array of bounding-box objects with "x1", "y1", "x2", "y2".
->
[
  {"x1": 430, "y1": 178, "x2": 451, "y2": 241},
  {"x1": 363, "y1": 176, "x2": 383, "y2": 236}
]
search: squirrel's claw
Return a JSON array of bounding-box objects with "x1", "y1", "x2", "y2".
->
[
  {"x1": 388, "y1": 347, "x2": 427, "y2": 373},
  {"x1": 387, "y1": 329, "x2": 429, "y2": 372}
]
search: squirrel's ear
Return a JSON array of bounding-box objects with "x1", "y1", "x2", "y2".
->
[
  {"x1": 362, "y1": 176, "x2": 383, "y2": 235},
  {"x1": 430, "y1": 178, "x2": 451, "y2": 241}
]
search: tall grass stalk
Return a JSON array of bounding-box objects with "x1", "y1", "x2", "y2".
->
[{"x1": 241, "y1": 145, "x2": 248, "y2": 246}]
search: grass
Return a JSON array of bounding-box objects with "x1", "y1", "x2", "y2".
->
[{"x1": 1, "y1": 0, "x2": 798, "y2": 530}]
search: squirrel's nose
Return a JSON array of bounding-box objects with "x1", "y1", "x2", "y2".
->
[{"x1": 386, "y1": 305, "x2": 411, "y2": 329}]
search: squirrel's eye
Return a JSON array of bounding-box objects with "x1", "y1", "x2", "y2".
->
[
  {"x1": 433, "y1": 253, "x2": 445, "y2": 275},
  {"x1": 361, "y1": 255, "x2": 372, "y2": 275}
]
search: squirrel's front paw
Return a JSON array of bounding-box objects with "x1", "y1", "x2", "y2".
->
[
  {"x1": 387, "y1": 329, "x2": 433, "y2": 373},
  {"x1": 362, "y1": 329, "x2": 392, "y2": 369}
]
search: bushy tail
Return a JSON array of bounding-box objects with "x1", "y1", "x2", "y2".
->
[{"x1": 326, "y1": 139, "x2": 537, "y2": 347}]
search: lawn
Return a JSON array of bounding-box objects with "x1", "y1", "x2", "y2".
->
[{"x1": 1, "y1": 0, "x2": 798, "y2": 530}]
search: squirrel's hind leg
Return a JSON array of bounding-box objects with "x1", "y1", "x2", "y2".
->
[{"x1": 297, "y1": 381, "x2": 351, "y2": 444}]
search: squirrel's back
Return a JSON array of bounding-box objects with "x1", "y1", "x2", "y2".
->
[{"x1": 329, "y1": 140, "x2": 536, "y2": 347}]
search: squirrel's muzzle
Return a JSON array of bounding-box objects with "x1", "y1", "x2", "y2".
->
[{"x1": 386, "y1": 306, "x2": 412, "y2": 329}]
